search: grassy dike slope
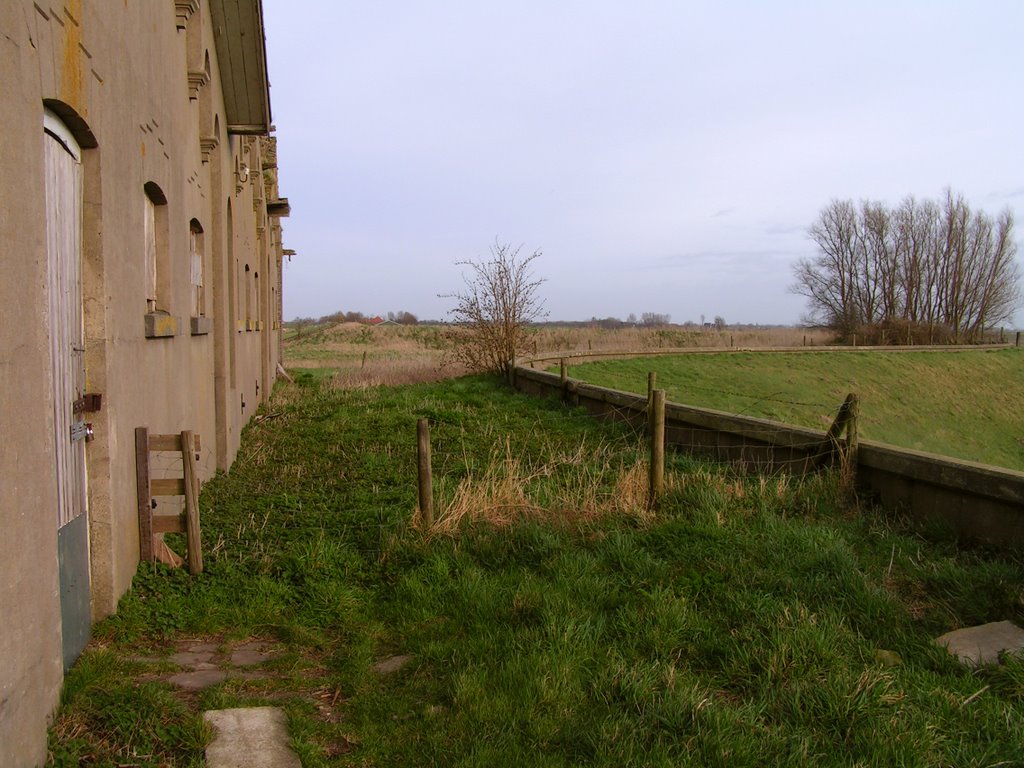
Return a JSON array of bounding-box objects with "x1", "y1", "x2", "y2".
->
[
  {"x1": 50, "y1": 373, "x2": 1024, "y2": 766},
  {"x1": 565, "y1": 349, "x2": 1024, "y2": 471}
]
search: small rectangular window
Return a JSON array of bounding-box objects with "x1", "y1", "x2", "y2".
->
[{"x1": 190, "y1": 222, "x2": 205, "y2": 317}]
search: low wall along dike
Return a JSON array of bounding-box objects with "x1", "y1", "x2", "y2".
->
[{"x1": 510, "y1": 357, "x2": 1024, "y2": 550}]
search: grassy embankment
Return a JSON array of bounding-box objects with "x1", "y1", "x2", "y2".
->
[
  {"x1": 49, "y1": 370, "x2": 1024, "y2": 766},
  {"x1": 564, "y1": 348, "x2": 1024, "y2": 471}
]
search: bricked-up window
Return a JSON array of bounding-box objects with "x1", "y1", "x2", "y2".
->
[
  {"x1": 254, "y1": 270, "x2": 261, "y2": 326},
  {"x1": 190, "y1": 219, "x2": 205, "y2": 317},
  {"x1": 244, "y1": 263, "x2": 251, "y2": 327},
  {"x1": 143, "y1": 182, "x2": 168, "y2": 312}
]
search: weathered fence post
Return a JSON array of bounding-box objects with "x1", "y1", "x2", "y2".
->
[
  {"x1": 560, "y1": 359, "x2": 568, "y2": 401},
  {"x1": 181, "y1": 430, "x2": 203, "y2": 575},
  {"x1": 361, "y1": 350, "x2": 367, "y2": 369},
  {"x1": 846, "y1": 394, "x2": 859, "y2": 472},
  {"x1": 647, "y1": 371, "x2": 657, "y2": 436},
  {"x1": 1017, "y1": 331, "x2": 1021, "y2": 348},
  {"x1": 803, "y1": 334, "x2": 806, "y2": 347},
  {"x1": 649, "y1": 389, "x2": 665, "y2": 509},
  {"x1": 417, "y1": 418, "x2": 434, "y2": 528}
]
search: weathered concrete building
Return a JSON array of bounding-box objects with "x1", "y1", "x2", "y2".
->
[{"x1": 0, "y1": 2, "x2": 289, "y2": 764}]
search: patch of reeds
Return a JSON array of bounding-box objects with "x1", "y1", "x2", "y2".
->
[{"x1": 426, "y1": 438, "x2": 657, "y2": 535}]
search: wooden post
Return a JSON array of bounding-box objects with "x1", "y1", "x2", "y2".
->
[
  {"x1": 361, "y1": 350, "x2": 368, "y2": 369},
  {"x1": 846, "y1": 395, "x2": 860, "y2": 472},
  {"x1": 852, "y1": 334, "x2": 856, "y2": 347},
  {"x1": 560, "y1": 358, "x2": 568, "y2": 401},
  {"x1": 825, "y1": 394, "x2": 856, "y2": 447},
  {"x1": 135, "y1": 427, "x2": 154, "y2": 562},
  {"x1": 1017, "y1": 331, "x2": 1021, "y2": 348},
  {"x1": 647, "y1": 371, "x2": 657, "y2": 404},
  {"x1": 588, "y1": 339, "x2": 592, "y2": 352},
  {"x1": 417, "y1": 418, "x2": 434, "y2": 528},
  {"x1": 649, "y1": 389, "x2": 665, "y2": 509},
  {"x1": 181, "y1": 430, "x2": 203, "y2": 574},
  {"x1": 730, "y1": 335, "x2": 734, "y2": 348},
  {"x1": 1000, "y1": 327, "x2": 1005, "y2": 344},
  {"x1": 802, "y1": 334, "x2": 806, "y2": 347}
]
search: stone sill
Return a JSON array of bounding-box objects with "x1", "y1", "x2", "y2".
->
[
  {"x1": 145, "y1": 313, "x2": 179, "y2": 338},
  {"x1": 191, "y1": 316, "x2": 213, "y2": 336}
]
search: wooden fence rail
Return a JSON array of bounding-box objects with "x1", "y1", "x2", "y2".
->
[{"x1": 511, "y1": 365, "x2": 1024, "y2": 550}]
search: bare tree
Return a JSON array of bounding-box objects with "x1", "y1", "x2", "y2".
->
[
  {"x1": 290, "y1": 316, "x2": 316, "y2": 338},
  {"x1": 641, "y1": 312, "x2": 671, "y2": 327},
  {"x1": 792, "y1": 191, "x2": 1020, "y2": 342},
  {"x1": 442, "y1": 241, "x2": 547, "y2": 375}
]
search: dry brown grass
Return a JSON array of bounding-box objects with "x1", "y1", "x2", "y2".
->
[
  {"x1": 331, "y1": 355, "x2": 469, "y2": 389},
  {"x1": 523, "y1": 324, "x2": 835, "y2": 360},
  {"x1": 283, "y1": 322, "x2": 835, "y2": 386},
  {"x1": 424, "y1": 438, "x2": 657, "y2": 536},
  {"x1": 283, "y1": 323, "x2": 468, "y2": 387}
]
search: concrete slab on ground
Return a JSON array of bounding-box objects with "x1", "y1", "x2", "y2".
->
[
  {"x1": 936, "y1": 620, "x2": 1024, "y2": 666},
  {"x1": 204, "y1": 707, "x2": 301, "y2": 768}
]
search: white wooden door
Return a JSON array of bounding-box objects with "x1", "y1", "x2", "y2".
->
[{"x1": 44, "y1": 109, "x2": 91, "y2": 669}]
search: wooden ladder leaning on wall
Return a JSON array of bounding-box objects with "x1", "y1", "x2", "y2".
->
[{"x1": 135, "y1": 428, "x2": 203, "y2": 574}]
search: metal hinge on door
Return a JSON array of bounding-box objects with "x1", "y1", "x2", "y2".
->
[{"x1": 70, "y1": 420, "x2": 94, "y2": 443}]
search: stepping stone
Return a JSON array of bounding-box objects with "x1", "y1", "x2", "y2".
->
[
  {"x1": 374, "y1": 654, "x2": 413, "y2": 675},
  {"x1": 936, "y1": 620, "x2": 1024, "y2": 666},
  {"x1": 229, "y1": 648, "x2": 274, "y2": 666},
  {"x1": 168, "y1": 669, "x2": 228, "y2": 690},
  {"x1": 204, "y1": 707, "x2": 301, "y2": 768},
  {"x1": 182, "y1": 641, "x2": 220, "y2": 653},
  {"x1": 170, "y1": 651, "x2": 216, "y2": 666}
]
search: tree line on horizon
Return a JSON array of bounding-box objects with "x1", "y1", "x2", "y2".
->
[
  {"x1": 792, "y1": 189, "x2": 1019, "y2": 342},
  {"x1": 290, "y1": 309, "x2": 420, "y2": 329}
]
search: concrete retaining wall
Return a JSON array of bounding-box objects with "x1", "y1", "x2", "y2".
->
[{"x1": 513, "y1": 366, "x2": 1024, "y2": 549}]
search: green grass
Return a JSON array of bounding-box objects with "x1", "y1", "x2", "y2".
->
[
  {"x1": 49, "y1": 373, "x2": 1024, "y2": 766},
  {"x1": 560, "y1": 349, "x2": 1024, "y2": 471}
]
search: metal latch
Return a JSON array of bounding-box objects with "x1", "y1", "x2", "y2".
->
[
  {"x1": 73, "y1": 393, "x2": 103, "y2": 414},
  {"x1": 70, "y1": 421, "x2": 94, "y2": 443}
]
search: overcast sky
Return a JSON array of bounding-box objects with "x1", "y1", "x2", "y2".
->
[{"x1": 263, "y1": 1, "x2": 1024, "y2": 326}]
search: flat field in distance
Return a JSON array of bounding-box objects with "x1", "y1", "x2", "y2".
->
[
  {"x1": 564, "y1": 349, "x2": 1024, "y2": 471},
  {"x1": 282, "y1": 321, "x2": 834, "y2": 387}
]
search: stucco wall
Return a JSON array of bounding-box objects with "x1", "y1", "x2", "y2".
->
[{"x1": 0, "y1": 2, "x2": 286, "y2": 765}]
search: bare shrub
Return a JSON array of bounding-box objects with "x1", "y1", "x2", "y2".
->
[{"x1": 442, "y1": 241, "x2": 548, "y2": 375}]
